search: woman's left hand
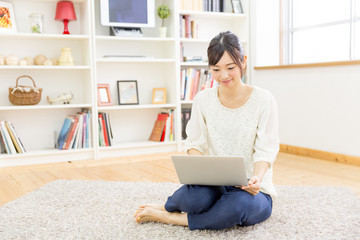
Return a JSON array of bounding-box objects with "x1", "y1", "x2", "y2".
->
[{"x1": 236, "y1": 176, "x2": 261, "y2": 195}]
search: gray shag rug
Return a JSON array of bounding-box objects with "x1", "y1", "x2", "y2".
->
[{"x1": 0, "y1": 180, "x2": 359, "y2": 240}]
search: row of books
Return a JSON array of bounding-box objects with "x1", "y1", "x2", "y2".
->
[
  {"x1": 98, "y1": 112, "x2": 113, "y2": 147},
  {"x1": 180, "y1": 68, "x2": 218, "y2": 101},
  {"x1": 180, "y1": 0, "x2": 227, "y2": 12},
  {"x1": 149, "y1": 110, "x2": 175, "y2": 142},
  {"x1": 181, "y1": 108, "x2": 192, "y2": 140},
  {"x1": 180, "y1": 15, "x2": 199, "y2": 39},
  {"x1": 0, "y1": 121, "x2": 26, "y2": 154},
  {"x1": 57, "y1": 110, "x2": 91, "y2": 150}
]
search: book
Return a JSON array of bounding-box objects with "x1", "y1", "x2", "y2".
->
[
  {"x1": 98, "y1": 118, "x2": 105, "y2": 146},
  {"x1": 80, "y1": 108, "x2": 91, "y2": 148},
  {"x1": 9, "y1": 122, "x2": 26, "y2": 153},
  {"x1": 87, "y1": 113, "x2": 90, "y2": 148},
  {"x1": 68, "y1": 118, "x2": 80, "y2": 150},
  {"x1": 0, "y1": 123, "x2": 10, "y2": 154},
  {"x1": 0, "y1": 121, "x2": 16, "y2": 154},
  {"x1": 5, "y1": 121, "x2": 22, "y2": 153},
  {"x1": 149, "y1": 120, "x2": 166, "y2": 142},
  {"x1": 103, "y1": 112, "x2": 113, "y2": 146},
  {"x1": 164, "y1": 111, "x2": 172, "y2": 142},
  {"x1": 58, "y1": 116, "x2": 73, "y2": 150},
  {"x1": 98, "y1": 113, "x2": 109, "y2": 146},
  {"x1": 191, "y1": 69, "x2": 201, "y2": 100},
  {"x1": 0, "y1": 130, "x2": 3, "y2": 153},
  {"x1": 170, "y1": 109, "x2": 174, "y2": 141},
  {"x1": 73, "y1": 113, "x2": 84, "y2": 149},
  {"x1": 63, "y1": 117, "x2": 79, "y2": 150},
  {"x1": 158, "y1": 113, "x2": 169, "y2": 142},
  {"x1": 86, "y1": 111, "x2": 91, "y2": 148}
]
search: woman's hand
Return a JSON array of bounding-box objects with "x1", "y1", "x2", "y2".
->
[{"x1": 236, "y1": 176, "x2": 261, "y2": 195}]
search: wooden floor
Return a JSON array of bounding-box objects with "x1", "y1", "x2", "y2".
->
[{"x1": 0, "y1": 152, "x2": 359, "y2": 206}]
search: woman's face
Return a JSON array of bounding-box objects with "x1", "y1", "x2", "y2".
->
[{"x1": 210, "y1": 51, "x2": 243, "y2": 88}]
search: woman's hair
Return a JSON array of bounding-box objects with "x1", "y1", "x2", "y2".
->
[{"x1": 207, "y1": 31, "x2": 246, "y2": 75}]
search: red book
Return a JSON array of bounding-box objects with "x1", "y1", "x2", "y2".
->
[
  {"x1": 98, "y1": 113, "x2": 109, "y2": 146},
  {"x1": 63, "y1": 117, "x2": 79, "y2": 150},
  {"x1": 191, "y1": 69, "x2": 200, "y2": 100},
  {"x1": 210, "y1": 74, "x2": 215, "y2": 88},
  {"x1": 158, "y1": 113, "x2": 168, "y2": 142}
]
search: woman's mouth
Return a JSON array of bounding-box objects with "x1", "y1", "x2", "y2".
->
[{"x1": 221, "y1": 79, "x2": 232, "y2": 85}]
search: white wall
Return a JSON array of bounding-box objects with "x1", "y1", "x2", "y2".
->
[{"x1": 250, "y1": 0, "x2": 360, "y2": 156}]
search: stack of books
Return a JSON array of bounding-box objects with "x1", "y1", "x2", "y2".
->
[
  {"x1": 0, "y1": 121, "x2": 26, "y2": 154},
  {"x1": 180, "y1": 0, "x2": 226, "y2": 12},
  {"x1": 57, "y1": 110, "x2": 91, "y2": 150},
  {"x1": 180, "y1": 15, "x2": 199, "y2": 39},
  {"x1": 180, "y1": 68, "x2": 217, "y2": 100},
  {"x1": 98, "y1": 112, "x2": 113, "y2": 147},
  {"x1": 149, "y1": 110, "x2": 175, "y2": 142}
]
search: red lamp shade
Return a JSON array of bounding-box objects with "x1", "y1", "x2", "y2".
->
[{"x1": 55, "y1": 1, "x2": 77, "y2": 34}]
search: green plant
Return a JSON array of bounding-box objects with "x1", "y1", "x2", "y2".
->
[{"x1": 157, "y1": 4, "x2": 170, "y2": 27}]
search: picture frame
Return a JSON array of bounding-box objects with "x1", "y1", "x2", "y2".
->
[
  {"x1": 231, "y1": 0, "x2": 244, "y2": 14},
  {"x1": 97, "y1": 84, "x2": 113, "y2": 106},
  {"x1": 117, "y1": 80, "x2": 139, "y2": 105},
  {"x1": 0, "y1": 1, "x2": 17, "y2": 33},
  {"x1": 152, "y1": 88, "x2": 167, "y2": 104}
]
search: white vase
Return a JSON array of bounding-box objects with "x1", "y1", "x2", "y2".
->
[{"x1": 159, "y1": 27, "x2": 167, "y2": 38}]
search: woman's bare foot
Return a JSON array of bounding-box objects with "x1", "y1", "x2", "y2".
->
[
  {"x1": 134, "y1": 203, "x2": 165, "y2": 217},
  {"x1": 135, "y1": 207, "x2": 188, "y2": 226}
]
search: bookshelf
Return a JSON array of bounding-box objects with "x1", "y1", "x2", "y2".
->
[{"x1": 0, "y1": 0, "x2": 250, "y2": 167}]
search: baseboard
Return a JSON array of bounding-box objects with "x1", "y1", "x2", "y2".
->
[{"x1": 280, "y1": 144, "x2": 360, "y2": 166}]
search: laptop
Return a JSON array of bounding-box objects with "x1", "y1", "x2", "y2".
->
[{"x1": 171, "y1": 155, "x2": 248, "y2": 186}]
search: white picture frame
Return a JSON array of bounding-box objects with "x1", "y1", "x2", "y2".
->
[{"x1": 0, "y1": 1, "x2": 17, "y2": 33}]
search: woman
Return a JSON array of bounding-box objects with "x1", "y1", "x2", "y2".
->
[{"x1": 134, "y1": 31, "x2": 279, "y2": 230}]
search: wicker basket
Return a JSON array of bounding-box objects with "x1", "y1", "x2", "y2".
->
[{"x1": 9, "y1": 75, "x2": 42, "y2": 105}]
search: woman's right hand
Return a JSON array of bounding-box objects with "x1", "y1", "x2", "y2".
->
[{"x1": 187, "y1": 148, "x2": 203, "y2": 155}]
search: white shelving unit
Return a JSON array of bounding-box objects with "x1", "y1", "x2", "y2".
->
[
  {"x1": 0, "y1": 0, "x2": 249, "y2": 167},
  {"x1": 177, "y1": 0, "x2": 250, "y2": 141},
  {"x1": 0, "y1": 0, "x2": 94, "y2": 167}
]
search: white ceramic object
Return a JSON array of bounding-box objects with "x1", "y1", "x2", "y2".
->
[{"x1": 5, "y1": 54, "x2": 19, "y2": 65}]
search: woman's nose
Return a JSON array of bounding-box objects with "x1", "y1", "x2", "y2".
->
[{"x1": 219, "y1": 70, "x2": 229, "y2": 80}]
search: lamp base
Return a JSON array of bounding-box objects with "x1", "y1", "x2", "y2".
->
[{"x1": 62, "y1": 19, "x2": 70, "y2": 34}]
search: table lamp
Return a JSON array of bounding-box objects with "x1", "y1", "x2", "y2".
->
[{"x1": 55, "y1": 1, "x2": 77, "y2": 34}]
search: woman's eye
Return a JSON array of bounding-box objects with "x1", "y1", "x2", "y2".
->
[
  {"x1": 228, "y1": 67, "x2": 235, "y2": 70},
  {"x1": 212, "y1": 69, "x2": 219, "y2": 72}
]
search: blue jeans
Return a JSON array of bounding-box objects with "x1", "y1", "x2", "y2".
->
[{"x1": 164, "y1": 185, "x2": 273, "y2": 230}]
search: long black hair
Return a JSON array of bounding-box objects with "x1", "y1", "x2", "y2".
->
[{"x1": 207, "y1": 31, "x2": 246, "y2": 76}]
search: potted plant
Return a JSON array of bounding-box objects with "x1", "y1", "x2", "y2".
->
[{"x1": 157, "y1": 4, "x2": 170, "y2": 38}]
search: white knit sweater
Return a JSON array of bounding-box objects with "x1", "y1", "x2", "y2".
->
[{"x1": 184, "y1": 86, "x2": 280, "y2": 198}]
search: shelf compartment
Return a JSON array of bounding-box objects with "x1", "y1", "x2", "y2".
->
[
  {"x1": 0, "y1": 148, "x2": 94, "y2": 168},
  {"x1": 95, "y1": 35, "x2": 176, "y2": 60}
]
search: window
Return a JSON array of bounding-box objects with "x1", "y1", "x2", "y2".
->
[{"x1": 283, "y1": 0, "x2": 360, "y2": 64}]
